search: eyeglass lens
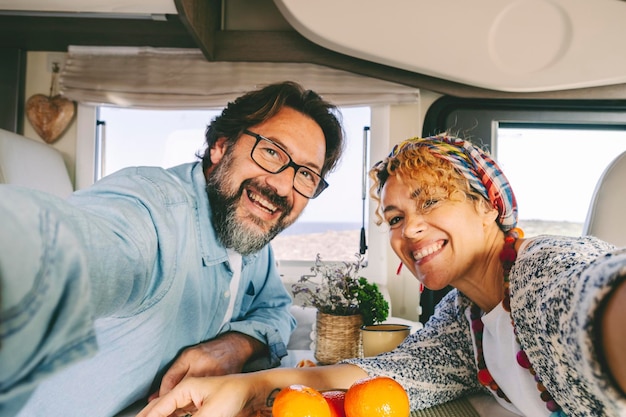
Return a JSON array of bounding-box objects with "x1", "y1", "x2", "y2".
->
[{"x1": 251, "y1": 137, "x2": 323, "y2": 198}]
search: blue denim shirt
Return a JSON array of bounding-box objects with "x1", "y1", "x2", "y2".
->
[
  {"x1": 12, "y1": 162, "x2": 296, "y2": 417},
  {"x1": 0, "y1": 188, "x2": 97, "y2": 417}
]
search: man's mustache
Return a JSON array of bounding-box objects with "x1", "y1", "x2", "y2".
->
[{"x1": 239, "y1": 178, "x2": 292, "y2": 216}]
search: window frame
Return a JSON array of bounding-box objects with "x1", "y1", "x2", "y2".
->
[{"x1": 423, "y1": 97, "x2": 626, "y2": 151}]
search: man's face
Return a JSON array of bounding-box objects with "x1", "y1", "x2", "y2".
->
[{"x1": 206, "y1": 107, "x2": 326, "y2": 255}]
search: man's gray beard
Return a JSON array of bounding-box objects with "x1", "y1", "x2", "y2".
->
[
  {"x1": 215, "y1": 205, "x2": 282, "y2": 255},
  {"x1": 205, "y1": 151, "x2": 295, "y2": 255}
]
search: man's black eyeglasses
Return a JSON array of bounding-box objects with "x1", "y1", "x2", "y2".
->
[{"x1": 243, "y1": 129, "x2": 328, "y2": 199}]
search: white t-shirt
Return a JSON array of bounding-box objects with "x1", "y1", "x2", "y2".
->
[
  {"x1": 220, "y1": 248, "x2": 243, "y2": 330},
  {"x1": 466, "y1": 243, "x2": 553, "y2": 416}
]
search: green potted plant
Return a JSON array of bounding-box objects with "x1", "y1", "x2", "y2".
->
[{"x1": 292, "y1": 253, "x2": 389, "y2": 364}]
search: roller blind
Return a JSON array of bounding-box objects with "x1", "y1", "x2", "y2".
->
[{"x1": 59, "y1": 46, "x2": 420, "y2": 109}]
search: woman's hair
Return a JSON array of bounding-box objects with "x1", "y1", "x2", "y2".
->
[
  {"x1": 369, "y1": 140, "x2": 484, "y2": 226},
  {"x1": 201, "y1": 81, "x2": 345, "y2": 178},
  {"x1": 369, "y1": 135, "x2": 518, "y2": 231}
]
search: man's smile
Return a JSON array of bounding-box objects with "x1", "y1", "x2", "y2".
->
[{"x1": 247, "y1": 188, "x2": 278, "y2": 215}]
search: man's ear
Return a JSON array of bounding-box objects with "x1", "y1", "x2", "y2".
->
[{"x1": 210, "y1": 137, "x2": 228, "y2": 165}]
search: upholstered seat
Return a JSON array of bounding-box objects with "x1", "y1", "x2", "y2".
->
[
  {"x1": 0, "y1": 128, "x2": 73, "y2": 198},
  {"x1": 582, "y1": 150, "x2": 626, "y2": 248}
]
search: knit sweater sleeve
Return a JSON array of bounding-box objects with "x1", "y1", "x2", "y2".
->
[
  {"x1": 341, "y1": 289, "x2": 484, "y2": 410},
  {"x1": 511, "y1": 235, "x2": 626, "y2": 417}
]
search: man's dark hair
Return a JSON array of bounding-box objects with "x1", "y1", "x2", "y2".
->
[{"x1": 201, "y1": 81, "x2": 345, "y2": 178}]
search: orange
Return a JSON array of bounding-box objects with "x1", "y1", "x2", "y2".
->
[
  {"x1": 296, "y1": 359, "x2": 317, "y2": 368},
  {"x1": 272, "y1": 384, "x2": 331, "y2": 417},
  {"x1": 344, "y1": 376, "x2": 410, "y2": 417},
  {"x1": 321, "y1": 390, "x2": 347, "y2": 417}
]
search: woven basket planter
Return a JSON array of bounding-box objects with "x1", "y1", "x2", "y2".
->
[{"x1": 314, "y1": 311, "x2": 363, "y2": 365}]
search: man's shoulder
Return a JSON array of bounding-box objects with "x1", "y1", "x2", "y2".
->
[
  {"x1": 102, "y1": 163, "x2": 197, "y2": 187},
  {"x1": 113, "y1": 163, "x2": 194, "y2": 179},
  {"x1": 74, "y1": 162, "x2": 201, "y2": 204}
]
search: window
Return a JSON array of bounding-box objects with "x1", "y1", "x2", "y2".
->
[
  {"x1": 98, "y1": 107, "x2": 220, "y2": 177},
  {"x1": 97, "y1": 105, "x2": 371, "y2": 263},
  {"x1": 496, "y1": 125, "x2": 626, "y2": 237}
]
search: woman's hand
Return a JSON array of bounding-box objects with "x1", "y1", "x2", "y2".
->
[
  {"x1": 151, "y1": 332, "x2": 267, "y2": 401},
  {"x1": 137, "y1": 375, "x2": 260, "y2": 417}
]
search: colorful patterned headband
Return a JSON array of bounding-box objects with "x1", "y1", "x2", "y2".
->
[{"x1": 387, "y1": 136, "x2": 518, "y2": 232}]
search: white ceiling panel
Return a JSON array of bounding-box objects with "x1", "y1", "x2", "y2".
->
[{"x1": 275, "y1": 0, "x2": 626, "y2": 93}]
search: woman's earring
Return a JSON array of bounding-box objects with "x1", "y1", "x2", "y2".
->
[{"x1": 398, "y1": 261, "x2": 424, "y2": 292}]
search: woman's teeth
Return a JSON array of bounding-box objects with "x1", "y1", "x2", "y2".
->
[{"x1": 412, "y1": 241, "x2": 443, "y2": 260}]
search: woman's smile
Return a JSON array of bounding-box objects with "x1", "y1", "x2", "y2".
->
[{"x1": 411, "y1": 239, "x2": 445, "y2": 263}]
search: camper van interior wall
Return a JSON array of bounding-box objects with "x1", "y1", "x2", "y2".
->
[{"x1": 25, "y1": 63, "x2": 75, "y2": 144}]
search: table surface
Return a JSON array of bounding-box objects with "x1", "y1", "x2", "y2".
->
[{"x1": 116, "y1": 350, "x2": 519, "y2": 417}]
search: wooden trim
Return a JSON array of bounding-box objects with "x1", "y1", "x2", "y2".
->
[
  {"x1": 0, "y1": 15, "x2": 197, "y2": 52},
  {"x1": 174, "y1": 0, "x2": 221, "y2": 60}
]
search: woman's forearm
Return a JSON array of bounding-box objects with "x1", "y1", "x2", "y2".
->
[{"x1": 260, "y1": 363, "x2": 368, "y2": 390}]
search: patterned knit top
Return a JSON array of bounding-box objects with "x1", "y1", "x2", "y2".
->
[{"x1": 342, "y1": 235, "x2": 626, "y2": 417}]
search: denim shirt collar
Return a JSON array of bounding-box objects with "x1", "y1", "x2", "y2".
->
[{"x1": 188, "y1": 162, "x2": 259, "y2": 269}]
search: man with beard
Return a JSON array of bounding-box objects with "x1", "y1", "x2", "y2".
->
[{"x1": 4, "y1": 81, "x2": 344, "y2": 417}]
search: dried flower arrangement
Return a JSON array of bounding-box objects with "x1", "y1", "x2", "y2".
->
[{"x1": 292, "y1": 253, "x2": 389, "y2": 326}]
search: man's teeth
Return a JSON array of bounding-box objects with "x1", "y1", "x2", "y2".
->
[
  {"x1": 413, "y1": 241, "x2": 443, "y2": 261},
  {"x1": 248, "y1": 191, "x2": 277, "y2": 214}
]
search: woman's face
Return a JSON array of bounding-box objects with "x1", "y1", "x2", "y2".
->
[{"x1": 380, "y1": 174, "x2": 496, "y2": 291}]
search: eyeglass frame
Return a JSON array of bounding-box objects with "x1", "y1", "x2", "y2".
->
[{"x1": 242, "y1": 129, "x2": 329, "y2": 199}]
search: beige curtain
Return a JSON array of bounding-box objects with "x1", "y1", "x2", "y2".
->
[{"x1": 59, "y1": 46, "x2": 420, "y2": 109}]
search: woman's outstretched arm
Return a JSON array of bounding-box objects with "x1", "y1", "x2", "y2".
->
[{"x1": 136, "y1": 363, "x2": 368, "y2": 417}]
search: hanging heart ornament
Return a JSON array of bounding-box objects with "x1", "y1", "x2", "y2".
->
[{"x1": 26, "y1": 93, "x2": 75, "y2": 144}]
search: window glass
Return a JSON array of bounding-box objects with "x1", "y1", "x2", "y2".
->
[
  {"x1": 99, "y1": 107, "x2": 219, "y2": 176},
  {"x1": 98, "y1": 105, "x2": 370, "y2": 262},
  {"x1": 271, "y1": 106, "x2": 371, "y2": 262},
  {"x1": 496, "y1": 126, "x2": 626, "y2": 237}
]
